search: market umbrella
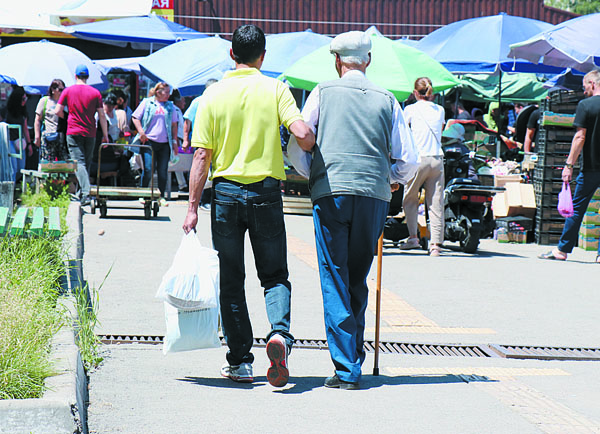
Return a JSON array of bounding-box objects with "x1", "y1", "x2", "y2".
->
[
  {"x1": 508, "y1": 13, "x2": 600, "y2": 73},
  {"x1": 261, "y1": 30, "x2": 332, "y2": 78},
  {"x1": 282, "y1": 34, "x2": 458, "y2": 101},
  {"x1": 455, "y1": 73, "x2": 549, "y2": 103},
  {"x1": 68, "y1": 14, "x2": 207, "y2": 51},
  {"x1": 415, "y1": 13, "x2": 562, "y2": 74},
  {"x1": 0, "y1": 40, "x2": 107, "y2": 94},
  {"x1": 139, "y1": 36, "x2": 234, "y2": 97},
  {"x1": 94, "y1": 57, "x2": 144, "y2": 75}
]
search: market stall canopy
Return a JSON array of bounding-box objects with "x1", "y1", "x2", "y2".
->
[
  {"x1": 282, "y1": 34, "x2": 458, "y2": 101},
  {"x1": 454, "y1": 73, "x2": 549, "y2": 103},
  {"x1": 68, "y1": 15, "x2": 207, "y2": 51},
  {"x1": 94, "y1": 57, "x2": 145, "y2": 75},
  {"x1": 0, "y1": 40, "x2": 107, "y2": 94},
  {"x1": 508, "y1": 13, "x2": 600, "y2": 73},
  {"x1": 139, "y1": 36, "x2": 234, "y2": 97},
  {"x1": 0, "y1": 0, "x2": 152, "y2": 32},
  {"x1": 261, "y1": 30, "x2": 332, "y2": 78},
  {"x1": 416, "y1": 13, "x2": 564, "y2": 74}
]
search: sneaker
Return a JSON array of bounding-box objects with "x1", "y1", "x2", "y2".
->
[
  {"x1": 324, "y1": 374, "x2": 359, "y2": 390},
  {"x1": 399, "y1": 237, "x2": 420, "y2": 250},
  {"x1": 159, "y1": 197, "x2": 168, "y2": 207},
  {"x1": 266, "y1": 334, "x2": 289, "y2": 387},
  {"x1": 200, "y1": 202, "x2": 211, "y2": 211},
  {"x1": 221, "y1": 362, "x2": 253, "y2": 383},
  {"x1": 80, "y1": 196, "x2": 91, "y2": 206}
]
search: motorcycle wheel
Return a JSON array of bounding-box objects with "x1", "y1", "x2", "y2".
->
[{"x1": 460, "y1": 231, "x2": 479, "y2": 253}]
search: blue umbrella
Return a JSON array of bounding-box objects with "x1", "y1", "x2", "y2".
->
[
  {"x1": 416, "y1": 13, "x2": 564, "y2": 74},
  {"x1": 261, "y1": 30, "x2": 332, "y2": 78},
  {"x1": 139, "y1": 36, "x2": 234, "y2": 96},
  {"x1": 0, "y1": 40, "x2": 107, "y2": 94},
  {"x1": 509, "y1": 13, "x2": 600, "y2": 73},
  {"x1": 94, "y1": 57, "x2": 144, "y2": 75},
  {"x1": 68, "y1": 14, "x2": 207, "y2": 51}
]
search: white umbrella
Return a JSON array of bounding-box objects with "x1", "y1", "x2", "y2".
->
[
  {"x1": 509, "y1": 13, "x2": 600, "y2": 73},
  {"x1": 0, "y1": 40, "x2": 106, "y2": 94}
]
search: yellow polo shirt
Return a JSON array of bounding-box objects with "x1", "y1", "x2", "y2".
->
[{"x1": 191, "y1": 68, "x2": 303, "y2": 184}]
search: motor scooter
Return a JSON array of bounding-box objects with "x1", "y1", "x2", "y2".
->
[{"x1": 442, "y1": 143, "x2": 504, "y2": 253}]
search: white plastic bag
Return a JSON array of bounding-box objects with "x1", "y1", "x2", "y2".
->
[
  {"x1": 163, "y1": 303, "x2": 221, "y2": 353},
  {"x1": 286, "y1": 135, "x2": 312, "y2": 179},
  {"x1": 156, "y1": 232, "x2": 220, "y2": 310}
]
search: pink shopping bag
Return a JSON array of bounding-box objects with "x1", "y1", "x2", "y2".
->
[{"x1": 557, "y1": 182, "x2": 574, "y2": 218}]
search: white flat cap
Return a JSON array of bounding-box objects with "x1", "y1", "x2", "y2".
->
[{"x1": 330, "y1": 31, "x2": 371, "y2": 57}]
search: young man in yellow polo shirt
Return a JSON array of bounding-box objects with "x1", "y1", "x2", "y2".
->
[{"x1": 183, "y1": 25, "x2": 314, "y2": 387}]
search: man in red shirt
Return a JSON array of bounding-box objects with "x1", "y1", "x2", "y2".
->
[{"x1": 56, "y1": 64, "x2": 108, "y2": 205}]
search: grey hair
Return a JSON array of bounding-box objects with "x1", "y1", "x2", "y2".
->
[
  {"x1": 338, "y1": 53, "x2": 370, "y2": 65},
  {"x1": 584, "y1": 70, "x2": 600, "y2": 85}
]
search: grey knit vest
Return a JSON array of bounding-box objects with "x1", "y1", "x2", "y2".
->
[{"x1": 309, "y1": 74, "x2": 395, "y2": 202}]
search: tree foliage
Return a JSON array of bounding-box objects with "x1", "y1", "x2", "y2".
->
[{"x1": 545, "y1": 0, "x2": 600, "y2": 14}]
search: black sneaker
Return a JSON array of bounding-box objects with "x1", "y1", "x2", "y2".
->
[{"x1": 324, "y1": 374, "x2": 359, "y2": 390}]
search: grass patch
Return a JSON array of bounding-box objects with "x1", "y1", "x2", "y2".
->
[
  {"x1": 20, "y1": 187, "x2": 70, "y2": 231},
  {"x1": 0, "y1": 236, "x2": 66, "y2": 399},
  {"x1": 73, "y1": 282, "x2": 104, "y2": 370}
]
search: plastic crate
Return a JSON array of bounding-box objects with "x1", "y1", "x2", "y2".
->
[
  {"x1": 535, "y1": 230, "x2": 563, "y2": 245},
  {"x1": 548, "y1": 89, "x2": 585, "y2": 105},
  {"x1": 533, "y1": 165, "x2": 580, "y2": 181},
  {"x1": 535, "y1": 217, "x2": 565, "y2": 232},
  {"x1": 537, "y1": 141, "x2": 573, "y2": 154},
  {"x1": 538, "y1": 127, "x2": 576, "y2": 143},
  {"x1": 537, "y1": 153, "x2": 572, "y2": 167},
  {"x1": 535, "y1": 192, "x2": 559, "y2": 208},
  {"x1": 537, "y1": 206, "x2": 563, "y2": 220}
]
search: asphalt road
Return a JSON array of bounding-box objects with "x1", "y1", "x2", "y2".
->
[{"x1": 83, "y1": 197, "x2": 600, "y2": 434}]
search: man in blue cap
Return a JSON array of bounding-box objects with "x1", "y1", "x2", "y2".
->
[
  {"x1": 56, "y1": 64, "x2": 107, "y2": 205},
  {"x1": 301, "y1": 31, "x2": 418, "y2": 389}
]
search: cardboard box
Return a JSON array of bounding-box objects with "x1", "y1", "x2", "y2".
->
[
  {"x1": 583, "y1": 211, "x2": 600, "y2": 225},
  {"x1": 494, "y1": 174, "x2": 523, "y2": 188},
  {"x1": 580, "y1": 224, "x2": 600, "y2": 238},
  {"x1": 578, "y1": 234, "x2": 599, "y2": 251},
  {"x1": 492, "y1": 183, "x2": 536, "y2": 218},
  {"x1": 587, "y1": 199, "x2": 600, "y2": 212}
]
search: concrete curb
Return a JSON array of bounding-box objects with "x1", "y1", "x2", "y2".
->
[{"x1": 0, "y1": 202, "x2": 88, "y2": 434}]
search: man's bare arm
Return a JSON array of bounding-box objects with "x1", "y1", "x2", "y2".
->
[
  {"x1": 289, "y1": 120, "x2": 315, "y2": 152},
  {"x1": 182, "y1": 147, "x2": 213, "y2": 233}
]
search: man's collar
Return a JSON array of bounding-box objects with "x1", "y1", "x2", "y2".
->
[
  {"x1": 223, "y1": 68, "x2": 261, "y2": 79},
  {"x1": 341, "y1": 69, "x2": 366, "y2": 78}
]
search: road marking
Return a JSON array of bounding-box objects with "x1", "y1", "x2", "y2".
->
[{"x1": 287, "y1": 234, "x2": 496, "y2": 335}]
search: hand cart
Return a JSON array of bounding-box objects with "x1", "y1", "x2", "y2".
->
[{"x1": 90, "y1": 143, "x2": 160, "y2": 219}]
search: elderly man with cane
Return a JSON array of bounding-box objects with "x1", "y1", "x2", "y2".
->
[{"x1": 298, "y1": 31, "x2": 418, "y2": 389}]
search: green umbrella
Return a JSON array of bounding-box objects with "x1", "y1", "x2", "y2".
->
[
  {"x1": 454, "y1": 73, "x2": 548, "y2": 103},
  {"x1": 281, "y1": 34, "x2": 459, "y2": 101}
]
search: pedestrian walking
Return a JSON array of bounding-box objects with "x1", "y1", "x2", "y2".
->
[
  {"x1": 55, "y1": 64, "x2": 108, "y2": 205},
  {"x1": 182, "y1": 25, "x2": 315, "y2": 387},
  {"x1": 539, "y1": 70, "x2": 600, "y2": 263},
  {"x1": 34, "y1": 79, "x2": 69, "y2": 163},
  {"x1": 400, "y1": 77, "x2": 446, "y2": 256},
  {"x1": 301, "y1": 31, "x2": 418, "y2": 389},
  {"x1": 131, "y1": 82, "x2": 179, "y2": 206}
]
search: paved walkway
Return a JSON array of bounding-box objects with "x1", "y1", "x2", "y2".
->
[{"x1": 83, "y1": 198, "x2": 600, "y2": 433}]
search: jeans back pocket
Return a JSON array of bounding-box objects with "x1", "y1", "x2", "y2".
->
[{"x1": 252, "y1": 198, "x2": 284, "y2": 239}]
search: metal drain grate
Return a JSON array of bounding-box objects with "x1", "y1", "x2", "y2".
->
[
  {"x1": 489, "y1": 344, "x2": 600, "y2": 361},
  {"x1": 98, "y1": 335, "x2": 493, "y2": 358}
]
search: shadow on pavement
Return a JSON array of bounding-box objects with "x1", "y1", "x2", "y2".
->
[
  {"x1": 178, "y1": 374, "x2": 495, "y2": 394},
  {"x1": 88, "y1": 215, "x2": 172, "y2": 222}
]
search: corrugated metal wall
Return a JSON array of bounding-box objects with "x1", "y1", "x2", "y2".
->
[{"x1": 175, "y1": 0, "x2": 578, "y2": 38}]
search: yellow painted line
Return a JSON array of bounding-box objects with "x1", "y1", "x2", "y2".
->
[
  {"x1": 287, "y1": 233, "x2": 497, "y2": 335},
  {"x1": 365, "y1": 326, "x2": 496, "y2": 334},
  {"x1": 386, "y1": 367, "x2": 569, "y2": 378}
]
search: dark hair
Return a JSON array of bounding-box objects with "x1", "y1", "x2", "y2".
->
[
  {"x1": 103, "y1": 92, "x2": 118, "y2": 106},
  {"x1": 47, "y1": 79, "x2": 66, "y2": 96},
  {"x1": 231, "y1": 25, "x2": 266, "y2": 65},
  {"x1": 112, "y1": 89, "x2": 126, "y2": 101},
  {"x1": 6, "y1": 86, "x2": 27, "y2": 117}
]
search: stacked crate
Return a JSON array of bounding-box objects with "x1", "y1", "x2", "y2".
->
[
  {"x1": 533, "y1": 90, "x2": 584, "y2": 245},
  {"x1": 578, "y1": 188, "x2": 600, "y2": 251}
]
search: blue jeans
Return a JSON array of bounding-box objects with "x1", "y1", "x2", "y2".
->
[
  {"x1": 558, "y1": 171, "x2": 600, "y2": 254},
  {"x1": 313, "y1": 195, "x2": 388, "y2": 383},
  {"x1": 67, "y1": 135, "x2": 95, "y2": 198},
  {"x1": 211, "y1": 177, "x2": 293, "y2": 366},
  {"x1": 141, "y1": 140, "x2": 170, "y2": 197}
]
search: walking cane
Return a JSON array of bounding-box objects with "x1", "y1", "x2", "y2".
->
[{"x1": 373, "y1": 232, "x2": 383, "y2": 376}]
